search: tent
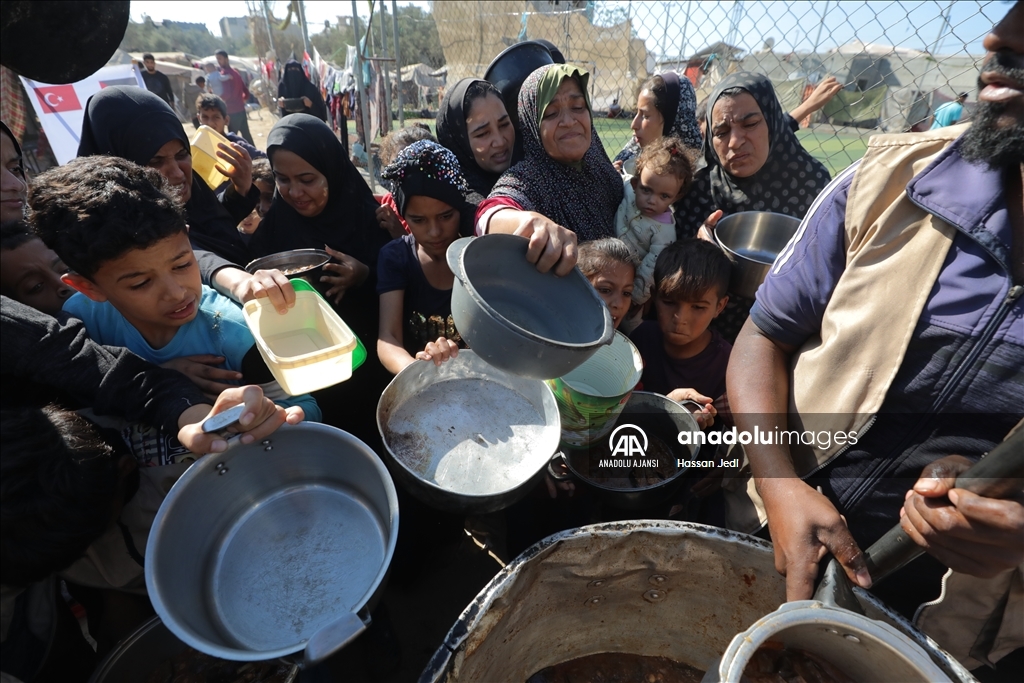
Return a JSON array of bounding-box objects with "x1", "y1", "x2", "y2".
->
[{"x1": 392, "y1": 63, "x2": 446, "y2": 109}]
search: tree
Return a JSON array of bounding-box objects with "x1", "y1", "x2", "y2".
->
[
  {"x1": 120, "y1": 16, "x2": 253, "y2": 57},
  {"x1": 309, "y1": 5, "x2": 443, "y2": 69}
]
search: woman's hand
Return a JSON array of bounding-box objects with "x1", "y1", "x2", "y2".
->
[
  {"x1": 215, "y1": 141, "x2": 253, "y2": 196},
  {"x1": 176, "y1": 385, "x2": 305, "y2": 454},
  {"x1": 302, "y1": 96, "x2": 313, "y2": 108},
  {"x1": 277, "y1": 97, "x2": 286, "y2": 108},
  {"x1": 321, "y1": 245, "x2": 369, "y2": 304},
  {"x1": 900, "y1": 455, "x2": 1024, "y2": 578},
  {"x1": 759, "y1": 477, "x2": 871, "y2": 601},
  {"x1": 416, "y1": 337, "x2": 459, "y2": 366},
  {"x1": 376, "y1": 204, "x2": 406, "y2": 239},
  {"x1": 230, "y1": 268, "x2": 296, "y2": 314},
  {"x1": 514, "y1": 211, "x2": 578, "y2": 276},
  {"x1": 697, "y1": 210, "x2": 724, "y2": 242},
  {"x1": 161, "y1": 355, "x2": 241, "y2": 399},
  {"x1": 666, "y1": 388, "x2": 717, "y2": 429}
]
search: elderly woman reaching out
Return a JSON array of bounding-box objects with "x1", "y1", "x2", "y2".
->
[{"x1": 476, "y1": 64, "x2": 623, "y2": 275}]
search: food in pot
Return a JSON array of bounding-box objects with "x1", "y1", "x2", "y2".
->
[
  {"x1": 144, "y1": 646, "x2": 297, "y2": 683},
  {"x1": 277, "y1": 265, "x2": 318, "y2": 276},
  {"x1": 741, "y1": 642, "x2": 855, "y2": 683},
  {"x1": 527, "y1": 652, "x2": 705, "y2": 683}
]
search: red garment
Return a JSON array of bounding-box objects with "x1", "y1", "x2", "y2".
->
[
  {"x1": 474, "y1": 196, "x2": 522, "y2": 223},
  {"x1": 218, "y1": 66, "x2": 249, "y2": 114}
]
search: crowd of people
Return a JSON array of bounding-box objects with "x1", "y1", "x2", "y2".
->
[{"x1": 1, "y1": 3, "x2": 1021, "y2": 681}]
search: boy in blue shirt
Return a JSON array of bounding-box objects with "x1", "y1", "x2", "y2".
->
[{"x1": 30, "y1": 155, "x2": 320, "y2": 464}]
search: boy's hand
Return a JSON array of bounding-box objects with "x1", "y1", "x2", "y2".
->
[
  {"x1": 321, "y1": 245, "x2": 369, "y2": 304},
  {"x1": 416, "y1": 337, "x2": 459, "y2": 366},
  {"x1": 666, "y1": 388, "x2": 717, "y2": 429},
  {"x1": 161, "y1": 354, "x2": 241, "y2": 399},
  {"x1": 176, "y1": 385, "x2": 304, "y2": 454},
  {"x1": 232, "y1": 269, "x2": 296, "y2": 314},
  {"x1": 215, "y1": 141, "x2": 253, "y2": 196}
]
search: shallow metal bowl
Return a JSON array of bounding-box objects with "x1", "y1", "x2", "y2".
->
[
  {"x1": 245, "y1": 248, "x2": 331, "y2": 295},
  {"x1": 146, "y1": 424, "x2": 398, "y2": 663},
  {"x1": 714, "y1": 211, "x2": 800, "y2": 299}
]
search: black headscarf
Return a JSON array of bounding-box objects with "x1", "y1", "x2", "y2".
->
[
  {"x1": 488, "y1": 64, "x2": 621, "y2": 243},
  {"x1": 1, "y1": 120, "x2": 25, "y2": 180},
  {"x1": 380, "y1": 140, "x2": 476, "y2": 237},
  {"x1": 252, "y1": 114, "x2": 387, "y2": 338},
  {"x1": 277, "y1": 59, "x2": 327, "y2": 122},
  {"x1": 672, "y1": 72, "x2": 831, "y2": 343},
  {"x1": 674, "y1": 72, "x2": 831, "y2": 240},
  {"x1": 435, "y1": 78, "x2": 507, "y2": 202},
  {"x1": 77, "y1": 86, "x2": 251, "y2": 264}
]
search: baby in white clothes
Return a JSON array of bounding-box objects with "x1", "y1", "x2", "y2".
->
[{"x1": 613, "y1": 136, "x2": 693, "y2": 322}]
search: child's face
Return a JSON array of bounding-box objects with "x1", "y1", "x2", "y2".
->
[
  {"x1": 587, "y1": 261, "x2": 634, "y2": 329},
  {"x1": 655, "y1": 286, "x2": 728, "y2": 354},
  {"x1": 0, "y1": 237, "x2": 73, "y2": 316},
  {"x1": 238, "y1": 209, "x2": 261, "y2": 235},
  {"x1": 198, "y1": 107, "x2": 229, "y2": 135},
  {"x1": 254, "y1": 178, "x2": 275, "y2": 217},
  {"x1": 404, "y1": 195, "x2": 461, "y2": 261},
  {"x1": 633, "y1": 167, "x2": 684, "y2": 219},
  {"x1": 64, "y1": 232, "x2": 202, "y2": 349}
]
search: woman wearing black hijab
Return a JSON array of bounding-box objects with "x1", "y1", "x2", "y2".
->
[
  {"x1": 277, "y1": 59, "x2": 328, "y2": 122},
  {"x1": 435, "y1": 78, "x2": 515, "y2": 201},
  {"x1": 77, "y1": 86, "x2": 255, "y2": 265},
  {"x1": 251, "y1": 114, "x2": 388, "y2": 342}
]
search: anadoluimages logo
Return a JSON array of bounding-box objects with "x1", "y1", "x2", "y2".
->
[{"x1": 608, "y1": 423, "x2": 648, "y2": 458}]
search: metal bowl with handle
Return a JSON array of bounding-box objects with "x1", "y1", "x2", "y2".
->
[
  {"x1": 145, "y1": 423, "x2": 398, "y2": 667},
  {"x1": 713, "y1": 211, "x2": 800, "y2": 299},
  {"x1": 447, "y1": 235, "x2": 614, "y2": 380},
  {"x1": 245, "y1": 249, "x2": 331, "y2": 297}
]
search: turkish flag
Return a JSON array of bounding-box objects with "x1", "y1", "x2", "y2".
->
[{"x1": 33, "y1": 85, "x2": 82, "y2": 113}]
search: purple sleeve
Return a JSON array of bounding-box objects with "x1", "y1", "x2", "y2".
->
[{"x1": 748, "y1": 162, "x2": 858, "y2": 347}]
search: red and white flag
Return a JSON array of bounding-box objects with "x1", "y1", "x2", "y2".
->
[{"x1": 33, "y1": 85, "x2": 82, "y2": 113}]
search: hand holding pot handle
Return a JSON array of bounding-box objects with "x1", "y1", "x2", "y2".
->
[{"x1": 697, "y1": 210, "x2": 724, "y2": 243}]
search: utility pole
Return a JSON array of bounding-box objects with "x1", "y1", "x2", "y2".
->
[
  {"x1": 676, "y1": 0, "x2": 691, "y2": 72},
  {"x1": 391, "y1": 0, "x2": 403, "y2": 126},
  {"x1": 297, "y1": 0, "x2": 313, "y2": 84},
  {"x1": 378, "y1": 3, "x2": 393, "y2": 129},
  {"x1": 352, "y1": 0, "x2": 374, "y2": 183}
]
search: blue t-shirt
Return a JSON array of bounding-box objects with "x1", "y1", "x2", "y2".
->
[
  {"x1": 929, "y1": 100, "x2": 963, "y2": 129},
  {"x1": 63, "y1": 285, "x2": 320, "y2": 421},
  {"x1": 376, "y1": 234, "x2": 462, "y2": 355}
]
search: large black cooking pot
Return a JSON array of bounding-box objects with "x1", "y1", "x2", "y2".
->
[{"x1": 484, "y1": 40, "x2": 555, "y2": 133}]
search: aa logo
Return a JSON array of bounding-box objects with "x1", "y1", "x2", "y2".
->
[{"x1": 608, "y1": 423, "x2": 647, "y2": 458}]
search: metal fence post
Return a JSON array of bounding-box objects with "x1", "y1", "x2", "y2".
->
[
  {"x1": 352, "y1": 0, "x2": 374, "y2": 184},
  {"x1": 391, "y1": 0, "x2": 403, "y2": 127}
]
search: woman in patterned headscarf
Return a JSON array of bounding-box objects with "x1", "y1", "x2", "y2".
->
[
  {"x1": 676, "y1": 71, "x2": 831, "y2": 341},
  {"x1": 613, "y1": 71, "x2": 703, "y2": 175},
  {"x1": 476, "y1": 64, "x2": 623, "y2": 275}
]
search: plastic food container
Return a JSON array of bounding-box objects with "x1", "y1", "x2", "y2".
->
[
  {"x1": 190, "y1": 125, "x2": 231, "y2": 190},
  {"x1": 242, "y1": 280, "x2": 361, "y2": 395}
]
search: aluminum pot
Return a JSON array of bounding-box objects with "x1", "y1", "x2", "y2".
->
[
  {"x1": 421, "y1": 521, "x2": 972, "y2": 683},
  {"x1": 146, "y1": 423, "x2": 398, "y2": 667},
  {"x1": 713, "y1": 211, "x2": 800, "y2": 299},
  {"x1": 447, "y1": 235, "x2": 614, "y2": 380},
  {"x1": 377, "y1": 350, "x2": 561, "y2": 514},
  {"x1": 557, "y1": 392, "x2": 704, "y2": 510},
  {"x1": 245, "y1": 248, "x2": 331, "y2": 297},
  {"x1": 704, "y1": 600, "x2": 969, "y2": 682},
  {"x1": 88, "y1": 616, "x2": 299, "y2": 683}
]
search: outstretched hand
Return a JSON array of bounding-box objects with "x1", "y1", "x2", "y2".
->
[{"x1": 176, "y1": 385, "x2": 304, "y2": 454}]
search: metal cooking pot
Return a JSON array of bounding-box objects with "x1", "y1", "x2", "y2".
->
[
  {"x1": 447, "y1": 235, "x2": 614, "y2": 380},
  {"x1": 422, "y1": 521, "x2": 971, "y2": 683},
  {"x1": 377, "y1": 350, "x2": 561, "y2": 514},
  {"x1": 713, "y1": 211, "x2": 800, "y2": 299},
  {"x1": 484, "y1": 40, "x2": 555, "y2": 133},
  {"x1": 556, "y1": 392, "x2": 703, "y2": 510},
  {"x1": 146, "y1": 423, "x2": 398, "y2": 667},
  {"x1": 88, "y1": 616, "x2": 300, "y2": 683},
  {"x1": 245, "y1": 249, "x2": 331, "y2": 297},
  {"x1": 704, "y1": 600, "x2": 966, "y2": 682}
]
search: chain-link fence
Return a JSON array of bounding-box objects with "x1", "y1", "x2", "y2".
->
[{"x1": 426, "y1": 0, "x2": 1000, "y2": 175}]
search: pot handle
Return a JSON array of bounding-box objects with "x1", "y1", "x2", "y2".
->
[
  {"x1": 446, "y1": 237, "x2": 473, "y2": 280},
  {"x1": 304, "y1": 609, "x2": 371, "y2": 667}
]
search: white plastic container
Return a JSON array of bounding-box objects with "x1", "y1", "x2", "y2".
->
[
  {"x1": 243, "y1": 290, "x2": 358, "y2": 395},
  {"x1": 190, "y1": 125, "x2": 231, "y2": 190}
]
